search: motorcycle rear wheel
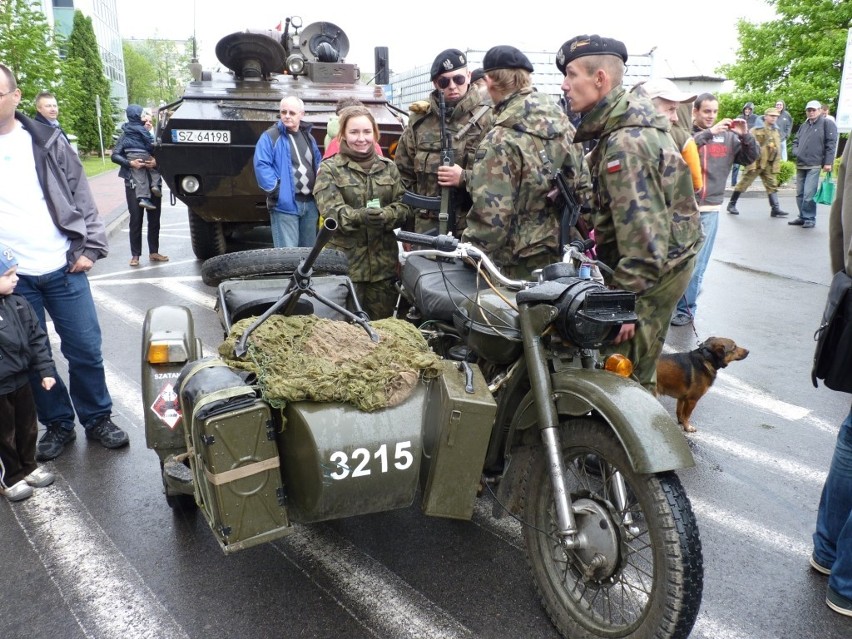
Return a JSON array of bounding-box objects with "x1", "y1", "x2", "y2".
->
[{"x1": 522, "y1": 417, "x2": 702, "y2": 639}]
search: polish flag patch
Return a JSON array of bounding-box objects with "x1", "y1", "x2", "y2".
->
[{"x1": 607, "y1": 159, "x2": 622, "y2": 173}]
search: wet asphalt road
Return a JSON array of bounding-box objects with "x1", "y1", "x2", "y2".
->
[{"x1": 1, "y1": 190, "x2": 850, "y2": 639}]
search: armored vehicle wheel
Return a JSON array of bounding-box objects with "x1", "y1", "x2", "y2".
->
[
  {"x1": 522, "y1": 417, "x2": 703, "y2": 639},
  {"x1": 188, "y1": 208, "x2": 227, "y2": 259},
  {"x1": 200, "y1": 247, "x2": 349, "y2": 287}
]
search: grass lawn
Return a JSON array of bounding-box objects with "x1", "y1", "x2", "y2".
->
[{"x1": 81, "y1": 155, "x2": 117, "y2": 178}]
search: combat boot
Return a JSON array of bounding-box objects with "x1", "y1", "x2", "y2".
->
[
  {"x1": 726, "y1": 191, "x2": 741, "y2": 215},
  {"x1": 769, "y1": 193, "x2": 789, "y2": 217}
]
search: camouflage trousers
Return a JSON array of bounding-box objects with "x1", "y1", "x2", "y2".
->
[
  {"x1": 603, "y1": 257, "x2": 695, "y2": 393},
  {"x1": 734, "y1": 167, "x2": 779, "y2": 195},
  {"x1": 354, "y1": 279, "x2": 398, "y2": 321}
]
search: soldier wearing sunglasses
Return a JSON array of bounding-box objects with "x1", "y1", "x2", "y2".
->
[{"x1": 395, "y1": 48, "x2": 493, "y2": 234}]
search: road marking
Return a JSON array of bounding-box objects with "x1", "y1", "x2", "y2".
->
[
  {"x1": 10, "y1": 485, "x2": 190, "y2": 639},
  {"x1": 691, "y1": 497, "x2": 811, "y2": 557},
  {"x1": 693, "y1": 431, "x2": 828, "y2": 486},
  {"x1": 272, "y1": 526, "x2": 474, "y2": 639}
]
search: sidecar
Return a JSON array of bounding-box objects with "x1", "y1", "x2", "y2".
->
[{"x1": 141, "y1": 246, "x2": 498, "y2": 554}]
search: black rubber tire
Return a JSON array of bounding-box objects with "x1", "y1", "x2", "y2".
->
[
  {"x1": 188, "y1": 208, "x2": 226, "y2": 260},
  {"x1": 522, "y1": 417, "x2": 703, "y2": 639},
  {"x1": 200, "y1": 247, "x2": 349, "y2": 287}
]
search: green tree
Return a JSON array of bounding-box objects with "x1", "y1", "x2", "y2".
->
[
  {"x1": 65, "y1": 11, "x2": 113, "y2": 153},
  {"x1": 123, "y1": 41, "x2": 158, "y2": 106},
  {"x1": 0, "y1": 0, "x2": 62, "y2": 111},
  {"x1": 719, "y1": 0, "x2": 851, "y2": 119}
]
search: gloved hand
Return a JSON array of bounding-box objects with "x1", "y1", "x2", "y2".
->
[
  {"x1": 367, "y1": 209, "x2": 386, "y2": 228},
  {"x1": 366, "y1": 198, "x2": 384, "y2": 228}
]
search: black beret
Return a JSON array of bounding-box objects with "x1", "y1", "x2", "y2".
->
[
  {"x1": 431, "y1": 49, "x2": 467, "y2": 80},
  {"x1": 482, "y1": 45, "x2": 534, "y2": 74},
  {"x1": 470, "y1": 67, "x2": 485, "y2": 84},
  {"x1": 555, "y1": 35, "x2": 628, "y2": 74}
]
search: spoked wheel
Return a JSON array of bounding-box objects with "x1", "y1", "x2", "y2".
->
[{"x1": 522, "y1": 417, "x2": 703, "y2": 639}]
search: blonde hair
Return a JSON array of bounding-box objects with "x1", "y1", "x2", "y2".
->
[
  {"x1": 485, "y1": 68, "x2": 531, "y2": 99},
  {"x1": 337, "y1": 105, "x2": 379, "y2": 140},
  {"x1": 575, "y1": 55, "x2": 625, "y2": 86}
]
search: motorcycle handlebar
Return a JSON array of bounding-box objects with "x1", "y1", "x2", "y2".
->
[{"x1": 395, "y1": 230, "x2": 460, "y2": 252}]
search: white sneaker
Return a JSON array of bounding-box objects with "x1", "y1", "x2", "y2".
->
[
  {"x1": 25, "y1": 467, "x2": 55, "y2": 488},
  {"x1": 1, "y1": 480, "x2": 34, "y2": 501}
]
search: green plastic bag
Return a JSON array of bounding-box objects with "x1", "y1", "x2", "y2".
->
[{"x1": 814, "y1": 173, "x2": 836, "y2": 205}]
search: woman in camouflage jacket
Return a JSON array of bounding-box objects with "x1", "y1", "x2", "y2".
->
[{"x1": 314, "y1": 106, "x2": 408, "y2": 320}]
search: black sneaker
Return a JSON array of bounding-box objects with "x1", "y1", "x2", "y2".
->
[
  {"x1": 150, "y1": 185, "x2": 162, "y2": 198},
  {"x1": 36, "y1": 423, "x2": 76, "y2": 461},
  {"x1": 85, "y1": 416, "x2": 130, "y2": 449},
  {"x1": 138, "y1": 198, "x2": 157, "y2": 211}
]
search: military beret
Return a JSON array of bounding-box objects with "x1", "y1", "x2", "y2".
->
[
  {"x1": 482, "y1": 45, "x2": 534, "y2": 74},
  {"x1": 764, "y1": 107, "x2": 780, "y2": 117},
  {"x1": 555, "y1": 35, "x2": 628, "y2": 74},
  {"x1": 431, "y1": 49, "x2": 467, "y2": 80},
  {"x1": 470, "y1": 67, "x2": 485, "y2": 84}
]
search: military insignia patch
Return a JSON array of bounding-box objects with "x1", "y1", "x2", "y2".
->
[{"x1": 607, "y1": 159, "x2": 622, "y2": 173}]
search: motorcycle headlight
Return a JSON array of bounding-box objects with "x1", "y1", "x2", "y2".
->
[{"x1": 554, "y1": 279, "x2": 637, "y2": 349}]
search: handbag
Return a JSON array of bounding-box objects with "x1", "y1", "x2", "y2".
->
[
  {"x1": 814, "y1": 172, "x2": 836, "y2": 206},
  {"x1": 812, "y1": 270, "x2": 852, "y2": 393}
]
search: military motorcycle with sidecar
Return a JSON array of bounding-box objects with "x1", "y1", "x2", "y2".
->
[{"x1": 141, "y1": 221, "x2": 703, "y2": 639}]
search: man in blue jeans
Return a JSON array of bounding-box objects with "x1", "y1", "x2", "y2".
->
[
  {"x1": 671, "y1": 92, "x2": 759, "y2": 327},
  {"x1": 790, "y1": 100, "x2": 838, "y2": 229},
  {"x1": 253, "y1": 95, "x2": 321, "y2": 247},
  {"x1": 811, "y1": 135, "x2": 852, "y2": 616},
  {"x1": 0, "y1": 63, "x2": 128, "y2": 461}
]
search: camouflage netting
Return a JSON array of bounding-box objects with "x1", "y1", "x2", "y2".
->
[{"x1": 219, "y1": 316, "x2": 441, "y2": 412}]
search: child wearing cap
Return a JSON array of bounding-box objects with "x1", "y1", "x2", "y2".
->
[{"x1": 0, "y1": 245, "x2": 57, "y2": 502}]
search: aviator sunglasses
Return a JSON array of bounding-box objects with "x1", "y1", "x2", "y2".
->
[{"x1": 436, "y1": 74, "x2": 467, "y2": 89}]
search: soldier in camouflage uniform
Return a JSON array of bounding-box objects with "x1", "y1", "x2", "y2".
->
[
  {"x1": 462, "y1": 46, "x2": 589, "y2": 280},
  {"x1": 394, "y1": 48, "x2": 493, "y2": 234},
  {"x1": 558, "y1": 35, "x2": 702, "y2": 391},
  {"x1": 314, "y1": 106, "x2": 408, "y2": 320},
  {"x1": 727, "y1": 107, "x2": 789, "y2": 217}
]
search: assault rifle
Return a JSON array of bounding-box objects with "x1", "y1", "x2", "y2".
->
[
  {"x1": 436, "y1": 91, "x2": 456, "y2": 235},
  {"x1": 552, "y1": 168, "x2": 581, "y2": 248},
  {"x1": 401, "y1": 91, "x2": 456, "y2": 234}
]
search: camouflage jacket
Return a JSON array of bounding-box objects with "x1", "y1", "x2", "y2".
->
[
  {"x1": 314, "y1": 153, "x2": 407, "y2": 283},
  {"x1": 574, "y1": 86, "x2": 701, "y2": 294},
  {"x1": 749, "y1": 125, "x2": 781, "y2": 172},
  {"x1": 462, "y1": 88, "x2": 589, "y2": 272},
  {"x1": 394, "y1": 87, "x2": 493, "y2": 213}
]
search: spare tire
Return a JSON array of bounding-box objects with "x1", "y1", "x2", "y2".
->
[{"x1": 201, "y1": 247, "x2": 349, "y2": 287}]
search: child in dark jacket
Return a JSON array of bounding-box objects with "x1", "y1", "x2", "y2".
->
[
  {"x1": 0, "y1": 245, "x2": 57, "y2": 502},
  {"x1": 117, "y1": 104, "x2": 162, "y2": 211}
]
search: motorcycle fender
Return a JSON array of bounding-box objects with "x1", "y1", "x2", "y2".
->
[
  {"x1": 142, "y1": 305, "x2": 202, "y2": 455},
  {"x1": 513, "y1": 368, "x2": 694, "y2": 474}
]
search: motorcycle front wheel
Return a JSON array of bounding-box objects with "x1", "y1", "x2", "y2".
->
[{"x1": 522, "y1": 417, "x2": 703, "y2": 639}]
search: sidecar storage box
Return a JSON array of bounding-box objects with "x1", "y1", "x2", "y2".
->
[
  {"x1": 420, "y1": 359, "x2": 496, "y2": 520},
  {"x1": 279, "y1": 384, "x2": 427, "y2": 523},
  {"x1": 180, "y1": 359, "x2": 292, "y2": 553},
  {"x1": 401, "y1": 255, "x2": 485, "y2": 321}
]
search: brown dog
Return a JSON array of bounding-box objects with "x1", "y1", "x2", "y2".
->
[{"x1": 656, "y1": 337, "x2": 749, "y2": 432}]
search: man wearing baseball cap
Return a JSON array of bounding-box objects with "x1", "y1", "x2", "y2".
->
[
  {"x1": 395, "y1": 48, "x2": 493, "y2": 234},
  {"x1": 790, "y1": 99, "x2": 838, "y2": 228},
  {"x1": 557, "y1": 35, "x2": 701, "y2": 392},
  {"x1": 728, "y1": 107, "x2": 789, "y2": 218},
  {"x1": 632, "y1": 78, "x2": 701, "y2": 191},
  {"x1": 461, "y1": 45, "x2": 589, "y2": 279}
]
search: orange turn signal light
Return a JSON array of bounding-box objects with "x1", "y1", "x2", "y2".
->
[{"x1": 604, "y1": 354, "x2": 633, "y2": 378}]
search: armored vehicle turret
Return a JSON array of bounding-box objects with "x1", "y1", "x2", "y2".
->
[{"x1": 155, "y1": 17, "x2": 403, "y2": 259}]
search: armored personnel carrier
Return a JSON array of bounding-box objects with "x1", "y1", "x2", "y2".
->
[{"x1": 155, "y1": 17, "x2": 403, "y2": 259}]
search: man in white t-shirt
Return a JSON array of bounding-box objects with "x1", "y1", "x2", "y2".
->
[{"x1": 0, "y1": 63, "x2": 128, "y2": 460}]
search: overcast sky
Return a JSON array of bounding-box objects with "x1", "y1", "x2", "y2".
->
[{"x1": 117, "y1": 0, "x2": 777, "y2": 78}]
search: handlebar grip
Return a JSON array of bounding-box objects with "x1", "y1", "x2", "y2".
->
[
  {"x1": 396, "y1": 230, "x2": 460, "y2": 252},
  {"x1": 568, "y1": 237, "x2": 596, "y2": 254}
]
